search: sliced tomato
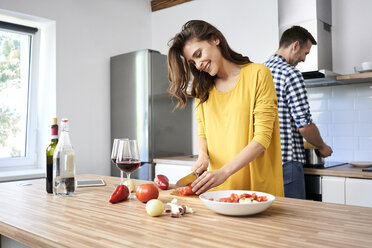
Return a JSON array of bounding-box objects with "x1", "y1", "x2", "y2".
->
[{"x1": 178, "y1": 185, "x2": 195, "y2": 196}]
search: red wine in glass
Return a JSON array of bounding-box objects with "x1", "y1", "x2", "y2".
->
[
  {"x1": 116, "y1": 159, "x2": 140, "y2": 174},
  {"x1": 116, "y1": 139, "x2": 140, "y2": 199}
]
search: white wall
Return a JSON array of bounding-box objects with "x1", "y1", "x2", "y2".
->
[
  {"x1": 332, "y1": 0, "x2": 372, "y2": 74},
  {"x1": 151, "y1": 0, "x2": 279, "y2": 63},
  {"x1": 0, "y1": 0, "x2": 152, "y2": 175}
]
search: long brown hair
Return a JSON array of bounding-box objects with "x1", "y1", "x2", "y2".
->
[{"x1": 167, "y1": 20, "x2": 251, "y2": 109}]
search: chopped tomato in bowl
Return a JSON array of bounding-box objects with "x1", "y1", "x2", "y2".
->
[{"x1": 199, "y1": 190, "x2": 275, "y2": 216}]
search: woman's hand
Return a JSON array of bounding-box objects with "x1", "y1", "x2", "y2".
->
[
  {"x1": 191, "y1": 152, "x2": 209, "y2": 174},
  {"x1": 190, "y1": 168, "x2": 228, "y2": 195},
  {"x1": 190, "y1": 141, "x2": 266, "y2": 195}
]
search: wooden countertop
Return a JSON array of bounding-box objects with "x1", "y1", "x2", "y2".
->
[
  {"x1": 1, "y1": 175, "x2": 372, "y2": 247},
  {"x1": 304, "y1": 164, "x2": 372, "y2": 179},
  {"x1": 155, "y1": 156, "x2": 372, "y2": 179},
  {"x1": 336, "y1": 71, "x2": 372, "y2": 83}
]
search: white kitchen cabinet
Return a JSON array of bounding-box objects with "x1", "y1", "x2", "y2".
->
[
  {"x1": 321, "y1": 176, "x2": 372, "y2": 207},
  {"x1": 321, "y1": 176, "x2": 345, "y2": 204},
  {"x1": 345, "y1": 178, "x2": 372, "y2": 207},
  {"x1": 155, "y1": 163, "x2": 192, "y2": 184}
]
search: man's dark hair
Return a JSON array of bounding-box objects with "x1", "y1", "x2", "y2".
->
[{"x1": 279, "y1": 25, "x2": 317, "y2": 48}]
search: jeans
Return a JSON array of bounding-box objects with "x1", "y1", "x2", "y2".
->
[{"x1": 283, "y1": 161, "x2": 306, "y2": 199}]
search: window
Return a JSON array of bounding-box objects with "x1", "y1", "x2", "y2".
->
[{"x1": 0, "y1": 21, "x2": 38, "y2": 168}]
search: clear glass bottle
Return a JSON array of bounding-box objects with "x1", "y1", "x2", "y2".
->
[
  {"x1": 53, "y1": 118, "x2": 75, "y2": 196},
  {"x1": 46, "y1": 117, "x2": 58, "y2": 193}
]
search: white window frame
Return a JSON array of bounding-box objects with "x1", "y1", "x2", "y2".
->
[
  {"x1": 0, "y1": 24, "x2": 38, "y2": 169},
  {"x1": 0, "y1": 11, "x2": 56, "y2": 181}
]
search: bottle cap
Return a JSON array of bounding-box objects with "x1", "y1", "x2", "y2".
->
[{"x1": 52, "y1": 117, "x2": 58, "y2": 125}]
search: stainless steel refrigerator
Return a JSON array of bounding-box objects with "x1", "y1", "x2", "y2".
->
[{"x1": 110, "y1": 49, "x2": 193, "y2": 180}]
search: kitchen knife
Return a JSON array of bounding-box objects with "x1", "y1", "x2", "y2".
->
[{"x1": 175, "y1": 171, "x2": 203, "y2": 188}]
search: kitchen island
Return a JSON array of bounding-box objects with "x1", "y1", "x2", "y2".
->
[{"x1": 1, "y1": 175, "x2": 372, "y2": 248}]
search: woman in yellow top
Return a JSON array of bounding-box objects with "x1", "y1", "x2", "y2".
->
[{"x1": 167, "y1": 20, "x2": 284, "y2": 197}]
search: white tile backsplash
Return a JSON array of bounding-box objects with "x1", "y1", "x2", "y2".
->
[
  {"x1": 332, "y1": 110, "x2": 358, "y2": 123},
  {"x1": 333, "y1": 137, "x2": 358, "y2": 150},
  {"x1": 308, "y1": 99, "x2": 328, "y2": 111},
  {"x1": 331, "y1": 84, "x2": 357, "y2": 97},
  {"x1": 359, "y1": 110, "x2": 372, "y2": 122},
  {"x1": 356, "y1": 83, "x2": 372, "y2": 96},
  {"x1": 330, "y1": 149, "x2": 354, "y2": 162},
  {"x1": 355, "y1": 124, "x2": 372, "y2": 136},
  {"x1": 359, "y1": 137, "x2": 372, "y2": 150},
  {"x1": 354, "y1": 151, "x2": 372, "y2": 161},
  {"x1": 307, "y1": 83, "x2": 372, "y2": 162},
  {"x1": 311, "y1": 111, "x2": 331, "y2": 124},
  {"x1": 307, "y1": 87, "x2": 332, "y2": 99},
  {"x1": 355, "y1": 96, "x2": 372, "y2": 110},
  {"x1": 329, "y1": 124, "x2": 354, "y2": 136},
  {"x1": 328, "y1": 98, "x2": 354, "y2": 111}
]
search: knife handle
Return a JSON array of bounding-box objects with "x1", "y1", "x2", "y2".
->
[{"x1": 193, "y1": 171, "x2": 205, "y2": 178}]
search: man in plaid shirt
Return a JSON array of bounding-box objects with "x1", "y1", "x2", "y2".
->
[{"x1": 264, "y1": 26, "x2": 333, "y2": 199}]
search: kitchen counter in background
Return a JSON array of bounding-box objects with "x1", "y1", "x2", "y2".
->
[
  {"x1": 1, "y1": 175, "x2": 372, "y2": 247},
  {"x1": 155, "y1": 156, "x2": 372, "y2": 179},
  {"x1": 304, "y1": 164, "x2": 372, "y2": 179},
  {"x1": 154, "y1": 155, "x2": 196, "y2": 166}
]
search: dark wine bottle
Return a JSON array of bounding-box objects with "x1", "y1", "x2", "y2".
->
[{"x1": 46, "y1": 118, "x2": 58, "y2": 193}]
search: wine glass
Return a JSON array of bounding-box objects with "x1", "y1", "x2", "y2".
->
[
  {"x1": 111, "y1": 138, "x2": 128, "y2": 185},
  {"x1": 116, "y1": 139, "x2": 140, "y2": 198}
]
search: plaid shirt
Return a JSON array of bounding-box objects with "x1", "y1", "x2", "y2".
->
[{"x1": 264, "y1": 54, "x2": 312, "y2": 164}]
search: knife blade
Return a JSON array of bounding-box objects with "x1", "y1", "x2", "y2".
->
[{"x1": 175, "y1": 171, "x2": 201, "y2": 188}]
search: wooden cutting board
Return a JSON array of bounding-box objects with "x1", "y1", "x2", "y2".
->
[{"x1": 158, "y1": 188, "x2": 199, "y2": 201}]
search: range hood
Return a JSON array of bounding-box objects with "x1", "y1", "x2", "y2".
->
[{"x1": 279, "y1": 0, "x2": 341, "y2": 87}]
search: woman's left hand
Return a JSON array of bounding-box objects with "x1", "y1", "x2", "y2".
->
[{"x1": 190, "y1": 169, "x2": 228, "y2": 195}]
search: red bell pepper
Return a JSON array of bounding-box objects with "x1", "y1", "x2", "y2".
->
[
  {"x1": 109, "y1": 185, "x2": 129, "y2": 204},
  {"x1": 154, "y1": 174, "x2": 169, "y2": 190}
]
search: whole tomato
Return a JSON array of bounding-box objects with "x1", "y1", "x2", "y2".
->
[
  {"x1": 154, "y1": 174, "x2": 169, "y2": 190},
  {"x1": 136, "y1": 183, "x2": 159, "y2": 203}
]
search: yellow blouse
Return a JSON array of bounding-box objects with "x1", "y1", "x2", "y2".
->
[{"x1": 196, "y1": 63, "x2": 284, "y2": 196}]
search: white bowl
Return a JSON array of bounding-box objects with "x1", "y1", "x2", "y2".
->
[{"x1": 199, "y1": 190, "x2": 275, "y2": 216}]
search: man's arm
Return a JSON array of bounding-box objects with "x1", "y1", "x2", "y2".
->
[{"x1": 299, "y1": 123, "x2": 333, "y2": 157}]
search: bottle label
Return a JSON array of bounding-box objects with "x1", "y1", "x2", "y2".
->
[{"x1": 51, "y1": 124, "x2": 58, "y2": 136}]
